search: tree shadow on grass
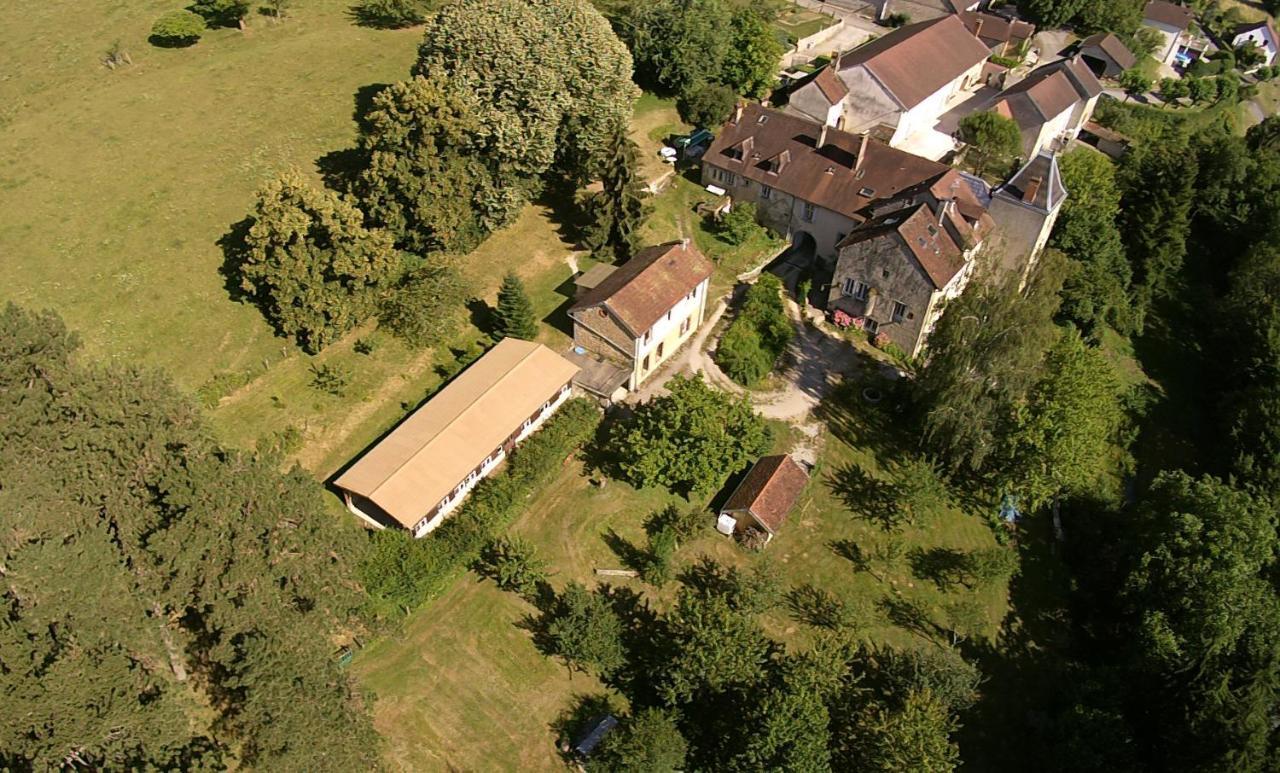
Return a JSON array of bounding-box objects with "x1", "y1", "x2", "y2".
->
[
  {"x1": 600, "y1": 528, "x2": 649, "y2": 576},
  {"x1": 826, "y1": 462, "x2": 900, "y2": 529},
  {"x1": 815, "y1": 377, "x2": 919, "y2": 461},
  {"x1": 907, "y1": 546, "x2": 968, "y2": 591},
  {"x1": 542, "y1": 274, "x2": 578, "y2": 338},
  {"x1": 216, "y1": 216, "x2": 256, "y2": 306},
  {"x1": 550, "y1": 693, "x2": 620, "y2": 763}
]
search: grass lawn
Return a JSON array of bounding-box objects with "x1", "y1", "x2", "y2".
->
[
  {"x1": 773, "y1": 6, "x2": 838, "y2": 44},
  {"x1": 355, "y1": 372, "x2": 1009, "y2": 769},
  {"x1": 1, "y1": 1, "x2": 422, "y2": 389}
]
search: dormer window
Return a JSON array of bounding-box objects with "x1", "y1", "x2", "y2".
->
[
  {"x1": 858, "y1": 187, "x2": 874, "y2": 197},
  {"x1": 757, "y1": 115, "x2": 768, "y2": 124}
]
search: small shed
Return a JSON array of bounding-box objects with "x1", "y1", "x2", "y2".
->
[
  {"x1": 719, "y1": 455, "x2": 809, "y2": 543},
  {"x1": 572, "y1": 714, "x2": 618, "y2": 760},
  {"x1": 574, "y1": 264, "x2": 618, "y2": 298}
]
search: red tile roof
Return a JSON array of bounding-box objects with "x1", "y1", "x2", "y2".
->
[
  {"x1": 991, "y1": 56, "x2": 1102, "y2": 132},
  {"x1": 838, "y1": 15, "x2": 991, "y2": 109},
  {"x1": 814, "y1": 66, "x2": 850, "y2": 104},
  {"x1": 569, "y1": 242, "x2": 712, "y2": 337},
  {"x1": 721, "y1": 455, "x2": 809, "y2": 534},
  {"x1": 838, "y1": 202, "x2": 970, "y2": 288},
  {"x1": 1080, "y1": 32, "x2": 1138, "y2": 71},
  {"x1": 958, "y1": 11, "x2": 1036, "y2": 49}
]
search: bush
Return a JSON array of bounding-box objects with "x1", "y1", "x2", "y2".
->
[
  {"x1": 678, "y1": 82, "x2": 737, "y2": 128},
  {"x1": 150, "y1": 10, "x2": 206, "y2": 46},
  {"x1": 378, "y1": 263, "x2": 470, "y2": 348},
  {"x1": 359, "y1": 398, "x2": 602, "y2": 615},
  {"x1": 718, "y1": 202, "x2": 766, "y2": 246},
  {"x1": 883, "y1": 12, "x2": 910, "y2": 27},
  {"x1": 715, "y1": 274, "x2": 794, "y2": 386},
  {"x1": 310, "y1": 362, "x2": 351, "y2": 396},
  {"x1": 475, "y1": 536, "x2": 548, "y2": 598}
]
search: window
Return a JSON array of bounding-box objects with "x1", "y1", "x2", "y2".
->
[
  {"x1": 657, "y1": 342, "x2": 665, "y2": 358},
  {"x1": 864, "y1": 317, "x2": 880, "y2": 334},
  {"x1": 802, "y1": 202, "x2": 816, "y2": 222},
  {"x1": 892, "y1": 301, "x2": 907, "y2": 322},
  {"x1": 843, "y1": 279, "x2": 869, "y2": 300},
  {"x1": 522, "y1": 418, "x2": 532, "y2": 430},
  {"x1": 858, "y1": 187, "x2": 875, "y2": 197},
  {"x1": 761, "y1": 184, "x2": 773, "y2": 200},
  {"x1": 881, "y1": 268, "x2": 890, "y2": 279},
  {"x1": 642, "y1": 355, "x2": 651, "y2": 372},
  {"x1": 680, "y1": 317, "x2": 691, "y2": 335},
  {"x1": 713, "y1": 167, "x2": 737, "y2": 186}
]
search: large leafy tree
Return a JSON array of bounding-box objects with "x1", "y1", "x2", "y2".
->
[
  {"x1": 1052, "y1": 148, "x2": 1133, "y2": 335},
  {"x1": 622, "y1": 0, "x2": 732, "y2": 98},
  {"x1": 959, "y1": 111, "x2": 1022, "y2": 177},
  {"x1": 608, "y1": 374, "x2": 772, "y2": 495},
  {"x1": 1002, "y1": 328, "x2": 1127, "y2": 509},
  {"x1": 545, "y1": 582, "x2": 626, "y2": 676},
  {"x1": 593, "y1": 708, "x2": 688, "y2": 772},
  {"x1": 658, "y1": 589, "x2": 775, "y2": 704},
  {"x1": 239, "y1": 170, "x2": 398, "y2": 352},
  {"x1": 914, "y1": 251, "x2": 1068, "y2": 475},
  {"x1": 412, "y1": 0, "x2": 637, "y2": 187},
  {"x1": 723, "y1": 9, "x2": 785, "y2": 99},
  {"x1": 1123, "y1": 472, "x2": 1280, "y2": 770},
  {"x1": 583, "y1": 120, "x2": 650, "y2": 261},
  {"x1": 378, "y1": 261, "x2": 470, "y2": 348},
  {"x1": 1118, "y1": 135, "x2": 1196, "y2": 317}
]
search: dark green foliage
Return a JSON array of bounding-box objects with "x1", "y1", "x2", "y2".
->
[
  {"x1": 959, "y1": 111, "x2": 1022, "y2": 177},
  {"x1": 494, "y1": 271, "x2": 539, "y2": 340},
  {"x1": 894, "y1": 455, "x2": 950, "y2": 527},
  {"x1": 1118, "y1": 136, "x2": 1195, "y2": 315},
  {"x1": 476, "y1": 536, "x2": 548, "y2": 598},
  {"x1": 645, "y1": 504, "x2": 706, "y2": 543},
  {"x1": 1117, "y1": 70, "x2": 1152, "y2": 100},
  {"x1": 378, "y1": 262, "x2": 470, "y2": 348},
  {"x1": 238, "y1": 170, "x2": 399, "y2": 352},
  {"x1": 718, "y1": 201, "x2": 766, "y2": 246},
  {"x1": 722, "y1": 9, "x2": 785, "y2": 98},
  {"x1": 583, "y1": 121, "x2": 650, "y2": 261},
  {"x1": 715, "y1": 273, "x2": 793, "y2": 386},
  {"x1": 659, "y1": 588, "x2": 775, "y2": 703},
  {"x1": 592, "y1": 708, "x2": 688, "y2": 772},
  {"x1": 607, "y1": 373, "x2": 772, "y2": 495},
  {"x1": 909, "y1": 546, "x2": 1017, "y2": 591},
  {"x1": 353, "y1": 0, "x2": 435, "y2": 28},
  {"x1": 150, "y1": 10, "x2": 206, "y2": 46},
  {"x1": 190, "y1": 0, "x2": 250, "y2": 26},
  {"x1": 1052, "y1": 148, "x2": 1133, "y2": 334},
  {"x1": 546, "y1": 582, "x2": 626, "y2": 675},
  {"x1": 915, "y1": 252, "x2": 1068, "y2": 476},
  {"x1": 677, "y1": 82, "x2": 738, "y2": 128},
  {"x1": 359, "y1": 398, "x2": 601, "y2": 614},
  {"x1": 0, "y1": 304, "x2": 378, "y2": 769},
  {"x1": 642, "y1": 526, "x2": 678, "y2": 586},
  {"x1": 1017, "y1": 0, "x2": 1140, "y2": 33}
]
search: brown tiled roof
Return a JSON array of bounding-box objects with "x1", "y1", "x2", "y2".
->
[
  {"x1": 721, "y1": 455, "x2": 809, "y2": 534},
  {"x1": 1080, "y1": 32, "x2": 1138, "y2": 70},
  {"x1": 1143, "y1": 0, "x2": 1194, "y2": 31},
  {"x1": 814, "y1": 66, "x2": 850, "y2": 103},
  {"x1": 838, "y1": 202, "x2": 969, "y2": 288},
  {"x1": 991, "y1": 56, "x2": 1102, "y2": 132},
  {"x1": 838, "y1": 15, "x2": 990, "y2": 108},
  {"x1": 958, "y1": 11, "x2": 1035, "y2": 49},
  {"x1": 705, "y1": 104, "x2": 961, "y2": 221},
  {"x1": 569, "y1": 242, "x2": 713, "y2": 337}
]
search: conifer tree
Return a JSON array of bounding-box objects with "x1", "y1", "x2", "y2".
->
[
  {"x1": 494, "y1": 272, "x2": 539, "y2": 340},
  {"x1": 583, "y1": 121, "x2": 650, "y2": 261}
]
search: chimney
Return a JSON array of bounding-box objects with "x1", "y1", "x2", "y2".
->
[
  {"x1": 818, "y1": 123, "x2": 829, "y2": 149},
  {"x1": 937, "y1": 199, "x2": 948, "y2": 226},
  {"x1": 855, "y1": 133, "x2": 870, "y2": 171},
  {"x1": 973, "y1": 18, "x2": 983, "y2": 40},
  {"x1": 878, "y1": 0, "x2": 891, "y2": 23},
  {"x1": 733, "y1": 102, "x2": 744, "y2": 124},
  {"x1": 1022, "y1": 177, "x2": 1042, "y2": 204}
]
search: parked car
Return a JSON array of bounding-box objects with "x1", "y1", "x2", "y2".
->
[{"x1": 674, "y1": 128, "x2": 714, "y2": 158}]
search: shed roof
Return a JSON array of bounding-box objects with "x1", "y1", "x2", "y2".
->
[
  {"x1": 1080, "y1": 32, "x2": 1138, "y2": 71},
  {"x1": 334, "y1": 338, "x2": 579, "y2": 528},
  {"x1": 1143, "y1": 0, "x2": 1194, "y2": 31},
  {"x1": 992, "y1": 56, "x2": 1102, "y2": 131},
  {"x1": 569, "y1": 242, "x2": 713, "y2": 337},
  {"x1": 838, "y1": 15, "x2": 990, "y2": 108},
  {"x1": 574, "y1": 263, "x2": 617, "y2": 292},
  {"x1": 721, "y1": 455, "x2": 809, "y2": 534},
  {"x1": 814, "y1": 66, "x2": 850, "y2": 104}
]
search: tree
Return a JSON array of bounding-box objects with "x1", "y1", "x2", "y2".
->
[
  {"x1": 716, "y1": 273, "x2": 793, "y2": 385},
  {"x1": 1052, "y1": 148, "x2": 1133, "y2": 334},
  {"x1": 722, "y1": 9, "x2": 785, "y2": 98},
  {"x1": 1118, "y1": 137, "x2": 1195, "y2": 314},
  {"x1": 150, "y1": 11, "x2": 206, "y2": 46},
  {"x1": 842, "y1": 688, "x2": 961, "y2": 772},
  {"x1": 593, "y1": 708, "x2": 688, "y2": 772},
  {"x1": 1118, "y1": 70, "x2": 1153, "y2": 102},
  {"x1": 190, "y1": 0, "x2": 250, "y2": 28},
  {"x1": 1002, "y1": 327, "x2": 1127, "y2": 509},
  {"x1": 622, "y1": 0, "x2": 732, "y2": 97},
  {"x1": 494, "y1": 272, "x2": 539, "y2": 340},
  {"x1": 659, "y1": 588, "x2": 774, "y2": 703},
  {"x1": 718, "y1": 201, "x2": 766, "y2": 246},
  {"x1": 262, "y1": 0, "x2": 290, "y2": 19},
  {"x1": 476, "y1": 536, "x2": 548, "y2": 598},
  {"x1": 1016, "y1": 0, "x2": 1085, "y2": 27},
  {"x1": 378, "y1": 261, "x2": 470, "y2": 348},
  {"x1": 583, "y1": 121, "x2": 649, "y2": 261},
  {"x1": 608, "y1": 374, "x2": 772, "y2": 495},
  {"x1": 678, "y1": 82, "x2": 738, "y2": 128},
  {"x1": 914, "y1": 251, "x2": 1068, "y2": 475},
  {"x1": 1187, "y1": 75, "x2": 1217, "y2": 104},
  {"x1": 959, "y1": 111, "x2": 1023, "y2": 177},
  {"x1": 237, "y1": 170, "x2": 398, "y2": 352},
  {"x1": 546, "y1": 582, "x2": 626, "y2": 675},
  {"x1": 413, "y1": 0, "x2": 638, "y2": 186}
]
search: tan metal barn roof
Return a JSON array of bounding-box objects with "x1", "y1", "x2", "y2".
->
[{"x1": 334, "y1": 338, "x2": 579, "y2": 528}]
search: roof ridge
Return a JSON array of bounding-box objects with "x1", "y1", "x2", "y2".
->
[{"x1": 367, "y1": 341, "x2": 541, "y2": 498}]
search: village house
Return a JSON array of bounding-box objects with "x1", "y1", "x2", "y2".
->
[
  {"x1": 786, "y1": 15, "x2": 991, "y2": 149},
  {"x1": 1078, "y1": 32, "x2": 1138, "y2": 78},
  {"x1": 986, "y1": 150, "x2": 1067, "y2": 277},
  {"x1": 827, "y1": 194, "x2": 990, "y2": 357},
  {"x1": 988, "y1": 55, "x2": 1103, "y2": 159},
  {"x1": 1142, "y1": 0, "x2": 1197, "y2": 68},
  {"x1": 959, "y1": 10, "x2": 1035, "y2": 58},
  {"x1": 1233, "y1": 18, "x2": 1280, "y2": 68},
  {"x1": 568, "y1": 241, "x2": 713, "y2": 395},
  {"x1": 334, "y1": 338, "x2": 579, "y2": 538},
  {"x1": 718, "y1": 454, "x2": 809, "y2": 544},
  {"x1": 702, "y1": 103, "x2": 993, "y2": 264}
]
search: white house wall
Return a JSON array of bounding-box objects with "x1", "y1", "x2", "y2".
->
[
  {"x1": 839, "y1": 67, "x2": 903, "y2": 135},
  {"x1": 1235, "y1": 28, "x2": 1279, "y2": 66}
]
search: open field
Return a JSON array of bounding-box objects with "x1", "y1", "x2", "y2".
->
[{"x1": 355, "y1": 366, "x2": 1009, "y2": 770}]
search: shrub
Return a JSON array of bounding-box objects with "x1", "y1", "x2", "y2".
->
[
  {"x1": 715, "y1": 273, "x2": 794, "y2": 386},
  {"x1": 716, "y1": 321, "x2": 774, "y2": 385},
  {"x1": 475, "y1": 536, "x2": 548, "y2": 598},
  {"x1": 678, "y1": 82, "x2": 737, "y2": 128},
  {"x1": 883, "y1": 12, "x2": 910, "y2": 27},
  {"x1": 150, "y1": 10, "x2": 206, "y2": 46},
  {"x1": 359, "y1": 399, "x2": 601, "y2": 615},
  {"x1": 718, "y1": 201, "x2": 766, "y2": 246},
  {"x1": 646, "y1": 504, "x2": 707, "y2": 543},
  {"x1": 310, "y1": 362, "x2": 351, "y2": 396}
]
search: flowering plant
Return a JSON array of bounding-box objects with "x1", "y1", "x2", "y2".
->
[{"x1": 832, "y1": 309, "x2": 853, "y2": 329}]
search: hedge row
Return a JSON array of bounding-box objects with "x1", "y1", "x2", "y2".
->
[{"x1": 360, "y1": 397, "x2": 602, "y2": 617}]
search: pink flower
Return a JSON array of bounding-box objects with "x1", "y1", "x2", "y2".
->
[{"x1": 833, "y1": 310, "x2": 853, "y2": 329}]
